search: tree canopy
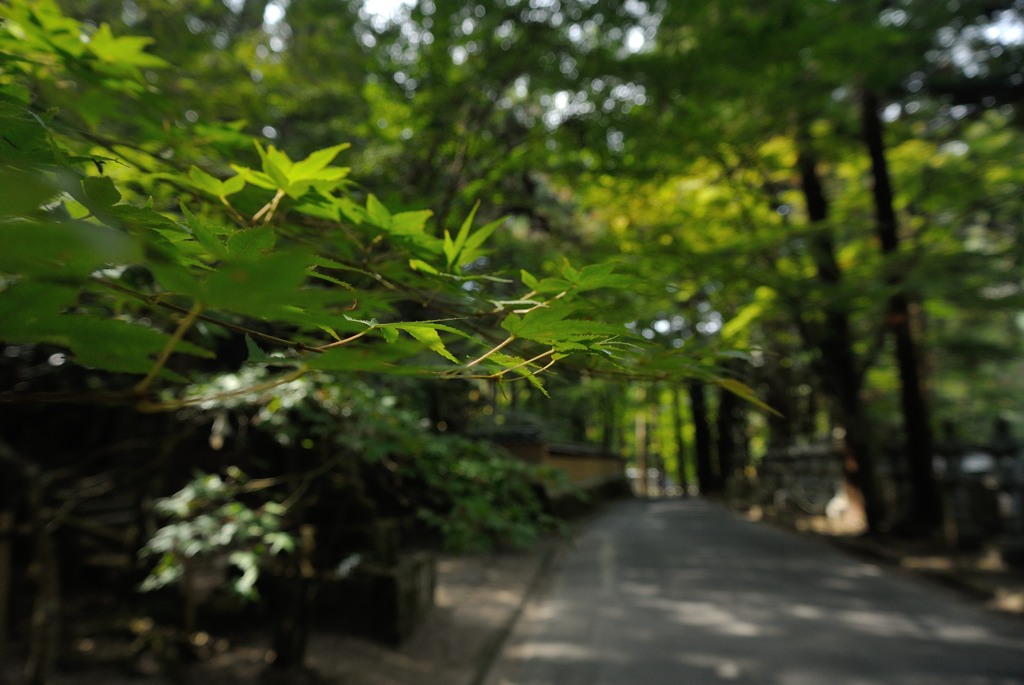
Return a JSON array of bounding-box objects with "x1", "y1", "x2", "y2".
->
[
  {"x1": 3, "y1": 0, "x2": 1023, "y2": 530},
  {"x1": 3, "y1": 0, "x2": 1024, "y2": 678}
]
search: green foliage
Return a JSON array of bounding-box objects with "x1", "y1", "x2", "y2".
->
[
  {"x1": 2, "y1": 6, "x2": 681, "y2": 622},
  {"x1": 441, "y1": 202, "x2": 503, "y2": 272},
  {"x1": 0, "y1": 0, "x2": 675, "y2": 412},
  {"x1": 140, "y1": 468, "x2": 294, "y2": 600},
  {"x1": 176, "y1": 370, "x2": 561, "y2": 554},
  {"x1": 414, "y1": 444, "x2": 563, "y2": 553}
]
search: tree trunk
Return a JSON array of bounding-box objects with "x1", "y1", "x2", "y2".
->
[
  {"x1": 689, "y1": 382, "x2": 716, "y2": 495},
  {"x1": 801, "y1": 384, "x2": 821, "y2": 442},
  {"x1": 672, "y1": 385, "x2": 691, "y2": 497},
  {"x1": 25, "y1": 499, "x2": 59, "y2": 685},
  {"x1": 602, "y1": 385, "x2": 618, "y2": 453},
  {"x1": 634, "y1": 387, "x2": 649, "y2": 498},
  {"x1": 0, "y1": 441, "x2": 24, "y2": 684},
  {"x1": 796, "y1": 149, "x2": 885, "y2": 533},
  {"x1": 861, "y1": 91, "x2": 942, "y2": 532},
  {"x1": 268, "y1": 524, "x2": 319, "y2": 674},
  {"x1": 0, "y1": 511, "x2": 12, "y2": 683},
  {"x1": 268, "y1": 569, "x2": 316, "y2": 673},
  {"x1": 650, "y1": 389, "x2": 666, "y2": 495},
  {"x1": 714, "y1": 387, "x2": 734, "y2": 488},
  {"x1": 762, "y1": 336, "x2": 797, "y2": 450},
  {"x1": 715, "y1": 382, "x2": 741, "y2": 488}
]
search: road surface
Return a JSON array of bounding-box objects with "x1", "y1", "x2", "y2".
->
[{"x1": 486, "y1": 498, "x2": 1024, "y2": 685}]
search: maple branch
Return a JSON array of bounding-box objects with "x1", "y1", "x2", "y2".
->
[
  {"x1": 253, "y1": 189, "x2": 286, "y2": 224},
  {"x1": 134, "y1": 301, "x2": 204, "y2": 396},
  {"x1": 463, "y1": 334, "x2": 516, "y2": 370},
  {"x1": 494, "y1": 348, "x2": 556, "y2": 377},
  {"x1": 135, "y1": 366, "x2": 310, "y2": 413},
  {"x1": 311, "y1": 330, "x2": 369, "y2": 352}
]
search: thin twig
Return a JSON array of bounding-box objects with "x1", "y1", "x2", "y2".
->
[
  {"x1": 279, "y1": 457, "x2": 342, "y2": 511},
  {"x1": 252, "y1": 189, "x2": 286, "y2": 224},
  {"x1": 0, "y1": 389, "x2": 138, "y2": 406},
  {"x1": 219, "y1": 196, "x2": 249, "y2": 227},
  {"x1": 506, "y1": 355, "x2": 559, "y2": 379},
  {"x1": 134, "y1": 366, "x2": 309, "y2": 413},
  {"x1": 513, "y1": 289, "x2": 568, "y2": 315},
  {"x1": 0, "y1": 438, "x2": 38, "y2": 477},
  {"x1": 94, "y1": 278, "x2": 315, "y2": 351},
  {"x1": 311, "y1": 330, "x2": 369, "y2": 352},
  {"x1": 494, "y1": 348, "x2": 556, "y2": 377},
  {"x1": 463, "y1": 335, "x2": 516, "y2": 370},
  {"x1": 134, "y1": 301, "x2": 204, "y2": 396},
  {"x1": 136, "y1": 368, "x2": 311, "y2": 411}
]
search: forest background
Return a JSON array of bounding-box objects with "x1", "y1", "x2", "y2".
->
[{"x1": 2, "y1": 0, "x2": 1024, "y2": 681}]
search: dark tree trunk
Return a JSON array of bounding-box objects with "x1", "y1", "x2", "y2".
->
[
  {"x1": 268, "y1": 522, "x2": 320, "y2": 674},
  {"x1": 796, "y1": 149, "x2": 885, "y2": 533},
  {"x1": 0, "y1": 439, "x2": 59, "y2": 685},
  {"x1": 762, "y1": 336, "x2": 797, "y2": 450},
  {"x1": 861, "y1": 91, "x2": 942, "y2": 532},
  {"x1": 0, "y1": 511, "x2": 10, "y2": 680},
  {"x1": 25, "y1": 496, "x2": 58, "y2": 685},
  {"x1": 766, "y1": 380, "x2": 795, "y2": 449},
  {"x1": 649, "y1": 386, "x2": 667, "y2": 495},
  {"x1": 634, "y1": 385, "x2": 650, "y2": 498},
  {"x1": 801, "y1": 385, "x2": 820, "y2": 441},
  {"x1": 602, "y1": 385, "x2": 618, "y2": 453},
  {"x1": 689, "y1": 382, "x2": 717, "y2": 495},
  {"x1": 715, "y1": 384, "x2": 738, "y2": 488},
  {"x1": 569, "y1": 398, "x2": 588, "y2": 443},
  {"x1": 672, "y1": 385, "x2": 691, "y2": 497},
  {"x1": 268, "y1": 570, "x2": 316, "y2": 673}
]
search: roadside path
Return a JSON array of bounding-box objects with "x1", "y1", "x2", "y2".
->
[
  {"x1": 303, "y1": 542, "x2": 557, "y2": 685},
  {"x1": 484, "y1": 498, "x2": 1024, "y2": 685}
]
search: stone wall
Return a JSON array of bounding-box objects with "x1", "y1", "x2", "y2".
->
[{"x1": 752, "y1": 442, "x2": 864, "y2": 533}]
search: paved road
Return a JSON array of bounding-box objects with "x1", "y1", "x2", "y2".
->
[{"x1": 486, "y1": 499, "x2": 1024, "y2": 685}]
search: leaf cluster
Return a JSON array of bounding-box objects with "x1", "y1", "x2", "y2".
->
[
  {"x1": 140, "y1": 468, "x2": 293, "y2": 600},
  {"x1": 0, "y1": 0, "x2": 657, "y2": 409}
]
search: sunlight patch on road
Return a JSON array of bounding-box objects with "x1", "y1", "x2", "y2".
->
[
  {"x1": 836, "y1": 609, "x2": 926, "y2": 638},
  {"x1": 789, "y1": 603, "x2": 826, "y2": 620},
  {"x1": 637, "y1": 597, "x2": 766, "y2": 637},
  {"x1": 510, "y1": 641, "x2": 620, "y2": 663},
  {"x1": 777, "y1": 669, "x2": 879, "y2": 685},
  {"x1": 618, "y1": 581, "x2": 660, "y2": 597},
  {"x1": 674, "y1": 653, "x2": 749, "y2": 680}
]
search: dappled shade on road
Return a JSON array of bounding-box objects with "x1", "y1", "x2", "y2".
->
[{"x1": 488, "y1": 499, "x2": 1024, "y2": 685}]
